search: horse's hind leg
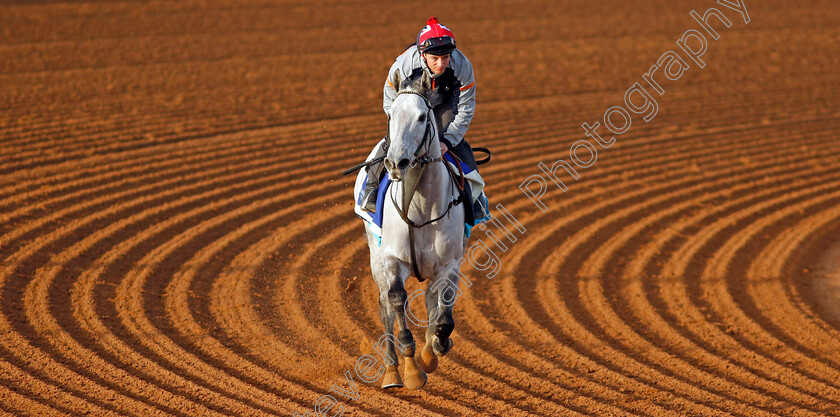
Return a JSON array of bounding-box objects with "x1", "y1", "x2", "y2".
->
[
  {"x1": 432, "y1": 306, "x2": 455, "y2": 356},
  {"x1": 419, "y1": 287, "x2": 440, "y2": 373},
  {"x1": 431, "y1": 271, "x2": 458, "y2": 357},
  {"x1": 387, "y1": 277, "x2": 427, "y2": 389}
]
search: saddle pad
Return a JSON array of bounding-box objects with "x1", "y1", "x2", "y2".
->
[
  {"x1": 354, "y1": 167, "x2": 476, "y2": 246},
  {"x1": 444, "y1": 152, "x2": 472, "y2": 174},
  {"x1": 354, "y1": 173, "x2": 391, "y2": 234}
]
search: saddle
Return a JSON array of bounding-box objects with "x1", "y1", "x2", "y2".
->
[{"x1": 353, "y1": 152, "x2": 477, "y2": 248}]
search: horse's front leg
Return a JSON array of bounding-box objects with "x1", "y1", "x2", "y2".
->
[
  {"x1": 384, "y1": 262, "x2": 427, "y2": 389},
  {"x1": 375, "y1": 291, "x2": 403, "y2": 389}
]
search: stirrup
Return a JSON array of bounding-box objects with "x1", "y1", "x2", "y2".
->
[{"x1": 362, "y1": 190, "x2": 378, "y2": 212}]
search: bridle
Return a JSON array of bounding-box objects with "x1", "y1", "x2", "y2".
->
[
  {"x1": 393, "y1": 89, "x2": 442, "y2": 168},
  {"x1": 388, "y1": 88, "x2": 465, "y2": 281}
]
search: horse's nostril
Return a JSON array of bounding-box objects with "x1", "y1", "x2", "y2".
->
[
  {"x1": 384, "y1": 158, "x2": 394, "y2": 170},
  {"x1": 397, "y1": 158, "x2": 410, "y2": 170}
]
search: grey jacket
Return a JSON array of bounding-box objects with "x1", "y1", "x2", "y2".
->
[{"x1": 382, "y1": 45, "x2": 476, "y2": 148}]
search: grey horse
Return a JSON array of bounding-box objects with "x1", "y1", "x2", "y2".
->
[{"x1": 355, "y1": 71, "x2": 466, "y2": 389}]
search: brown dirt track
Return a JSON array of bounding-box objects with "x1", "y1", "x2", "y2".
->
[{"x1": 2, "y1": 0, "x2": 840, "y2": 416}]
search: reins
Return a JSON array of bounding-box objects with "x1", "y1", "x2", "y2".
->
[
  {"x1": 388, "y1": 89, "x2": 464, "y2": 281},
  {"x1": 389, "y1": 151, "x2": 464, "y2": 229}
]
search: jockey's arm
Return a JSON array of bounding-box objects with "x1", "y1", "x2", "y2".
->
[{"x1": 382, "y1": 63, "x2": 401, "y2": 117}]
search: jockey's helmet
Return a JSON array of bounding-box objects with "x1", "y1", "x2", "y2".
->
[{"x1": 417, "y1": 16, "x2": 456, "y2": 56}]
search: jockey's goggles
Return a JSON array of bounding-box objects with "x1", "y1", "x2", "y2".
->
[{"x1": 420, "y1": 37, "x2": 456, "y2": 55}]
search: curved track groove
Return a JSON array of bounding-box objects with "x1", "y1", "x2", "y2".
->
[
  {"x1": 580, "y1": 170, "x2": 840, "y2": 397},
  {"x1": 666, "y1": 185, "x2": 840, "y2": 375},
  {"x1": 620, "y1": 176, "x2": 840, "y2": 399},
  {"x1": 3, "y1": 1, "x2": 840, "y2": 415},
  {"x1": 460, "y1": 123, "x2": 840, "y2": 412}
]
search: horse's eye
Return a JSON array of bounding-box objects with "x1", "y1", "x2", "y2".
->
[{"x1": 418, "y1": 114, "x2": 426, "y2": 122}]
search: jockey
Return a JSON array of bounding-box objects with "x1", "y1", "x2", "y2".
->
[{"x1": 362, "y1": 16, "x2": 488, "y2": 221}]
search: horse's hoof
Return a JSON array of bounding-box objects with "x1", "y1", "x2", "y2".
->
[
  {"x1": 402, "y1": 356, "x2": 427, "y2": 390},
  {"x1": 418, "y1": 343, "x2": 438, "y2": 373},
  {"x1": 381, "y1": 365, "x2": 403, "y2": 389},
  {"x1": 432, "y1": 336, "x2": 454, "y2": 356}
]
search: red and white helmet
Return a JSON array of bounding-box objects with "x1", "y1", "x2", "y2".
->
[{"x1": 417, "y1": 16, "x2": 456, "y2": 55}]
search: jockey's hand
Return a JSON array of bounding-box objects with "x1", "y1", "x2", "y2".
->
[{"x1": 440, "y1": 142, "x2": 448, "y2": 155}]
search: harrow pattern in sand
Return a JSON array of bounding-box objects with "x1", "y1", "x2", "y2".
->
[{"x1": 2, "y1": 0, "x2": 840, "y2": 415}]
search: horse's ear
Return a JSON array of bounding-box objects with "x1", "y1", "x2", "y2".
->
[
  {"x1": 421, "y1": 71, "x2": 445, "y2": 107},
  {"x1": 420, "y1": 70, "x2": 433, "y2": 93},
  {"x1": 391, "y1": 70, "x2": 402, "y2": 93}
]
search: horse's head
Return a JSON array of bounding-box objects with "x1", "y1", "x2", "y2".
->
[{"x1": 384, "y1": 71, "x2": 439, "y2": 181}]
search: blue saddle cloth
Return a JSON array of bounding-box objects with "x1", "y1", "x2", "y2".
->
[
  {"x1": 354, "y1": 153, "x2": 483, "y2": 246},
  {"x1": 355, "y1": 174, "x2": 392, "y2": 231},
  {"x1": 445, "y1": 152, "x2": 472, "y2": 175}
]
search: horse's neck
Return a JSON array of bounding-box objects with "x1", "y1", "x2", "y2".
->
[{"x1": 409, "y1": 159, "x2": 451, "y2": 211}]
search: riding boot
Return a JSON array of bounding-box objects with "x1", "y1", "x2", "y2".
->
[
  {"x1": 473, "y1": 191, "x2": 490, "y2": 222},
  {"x1": 362, "y1": 136, "x2": 389, "y2": 212},
  {"x1": 435, "y1": 100, "x2": 490, "y2": 222},
  {"x1": 446, "y1": 139, "x2": 490, "y2": 222}
]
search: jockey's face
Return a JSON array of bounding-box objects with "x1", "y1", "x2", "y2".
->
[{"x1": 422, "y1": 52, "x2": 450, "y2": 75}]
